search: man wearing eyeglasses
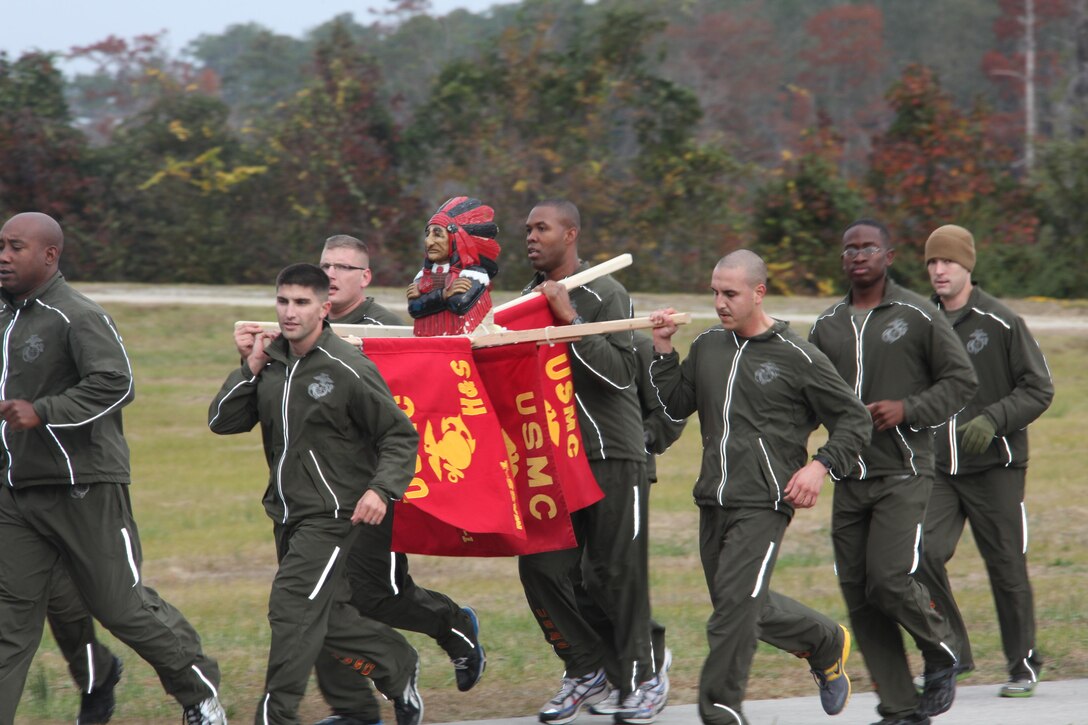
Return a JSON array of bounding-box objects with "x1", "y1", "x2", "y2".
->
[
  {"x1": 808, "y1": 219, "x2": 977, "y2": 725},
  {"x1": 320, "y1": 235, "x2": 405, "y2": 326},
  {"x1": 313, "y1": 235, "x2": 486, "y2": 725}
]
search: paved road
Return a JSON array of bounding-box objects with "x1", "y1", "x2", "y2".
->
[{"x1": 441, "y1": 678, "x2": 1088, "y2": 725}]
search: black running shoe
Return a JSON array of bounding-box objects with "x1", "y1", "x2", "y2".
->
[
  {"x1": 919, "y1": 665, "x2": 957, "y2": 716},
  {"x1": 393, "y1": 658, "x2": 424, "y2": 725},
  {"x1": 452, "y1": 606, "x2": 486, "y2": 692},
  {"x1": 77, "y1": 655, "x2": 123, "y2": 725}
]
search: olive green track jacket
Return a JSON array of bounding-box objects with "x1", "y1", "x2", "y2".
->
[
  {"x1": 932, "y1": 284, "x2": 1053, "y2": 476},
  {"x1": 524, "y1": 264, "x2": 644, "y2": 462},
  {"x1": 208, "y1": 324, "x2": 418, "y2": 525},
  {"x1": 0, "y1": 273, "x2": 133, "y2": 488},
  {"x1": 808, "y1": 278, "x2": 978, "y2": 479},
  {"x1": 648, "y1": 320, "x2": 871, "y2": 515}
]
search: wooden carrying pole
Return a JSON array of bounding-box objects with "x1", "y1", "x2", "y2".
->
[
  {"x1": 235, "y1": 313, "x2": 691, "y2": 349},
  {"x1": 234, "y1": 321, "x2": 416, "y2": 338},
  {"x1": 489, "y1": 253, "x2": 633, "y2": 316},
  {"x1": 468, "y1": 312, "x2": 691, "y2": 348},
  {"x1": 236, "y1": 311, "x2": 687, "y2": 348}
]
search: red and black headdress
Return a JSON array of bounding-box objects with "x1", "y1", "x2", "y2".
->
[{"x1": 427, "y1": 197, "x2": 500, "y2": 269}]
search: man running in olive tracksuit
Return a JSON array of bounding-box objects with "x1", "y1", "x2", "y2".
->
[
  {"x1": 916, "y1": 225, "x2": 1053, "y2": 699},
  {"x1": 648, "y1": 250, "x2": 870, "y2": 725},
  {"x1": 519, "y1": 199, "x2": 661, "y2": 725},
  {"x1": 1, "y1": 268, "x2": 122, "y2": 725},
  {"x1": 312, "y1": 235, "x2": 485, "y2": 725},
  {"x1": 210, "y1": 263, "x2": 422, "y2": 725},
  {"x1": 0, "y1": 212, "x2": 225, "y2": 725},
  {"x1": 809, "y1": 219, "x2": 978, "y2": 725}
]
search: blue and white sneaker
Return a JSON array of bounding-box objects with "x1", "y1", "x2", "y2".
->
[
  {"x1": 539, "y1": 668, "x2": 608, "y2": 724},
  {"x1": 452, "y1": 606, "x2": 486, "y2": 692},
  {"x1": 182, "y1": 696, "x2": 227, "y2": 725},
  {"x1": 655, "y1": 648, "x2": 672, "y2": 711},
  {"x1": 613, "y1": 677, "x2": 667, "y2": 723}
]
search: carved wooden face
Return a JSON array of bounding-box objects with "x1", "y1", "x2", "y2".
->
[{"x1": 425, "y1": 224, "x2": 452, "y2": 263}]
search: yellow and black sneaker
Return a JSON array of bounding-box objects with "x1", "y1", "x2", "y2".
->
[{"x1": 811, "y1": 625, "x2": 851, "y2": 716}]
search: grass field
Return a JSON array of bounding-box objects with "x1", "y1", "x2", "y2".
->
[{"x1": 15, "y1": 290, "x2": 1088, "y2": 724}]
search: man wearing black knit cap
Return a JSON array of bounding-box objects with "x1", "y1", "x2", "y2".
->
[{"x1": 917, "y1": 224, "x2": 1053, "y2": 699}]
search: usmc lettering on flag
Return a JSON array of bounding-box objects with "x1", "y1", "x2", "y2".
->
[{"x1": 496, "y1": 294, "x2": 602, "y2": 514}]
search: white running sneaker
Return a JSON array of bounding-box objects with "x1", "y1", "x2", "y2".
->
[
  {"x1": 539, "y1": 668, "x2": 609, "y2": 724},
  {"x1": 183, "y1": 696, "x2": 227, "y2": 725},
  {"x1": 588, "y1": 687, "x2": 621, "y2": 716},
  {"x1": 614, "y1": 651, "x2": 671, "y2": 725}
]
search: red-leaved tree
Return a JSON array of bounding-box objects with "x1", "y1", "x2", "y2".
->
[{"x1": 867, "y1": 64, "x2": 1038, "y2": 287}]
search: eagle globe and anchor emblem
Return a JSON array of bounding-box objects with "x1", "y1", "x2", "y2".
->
[
  {"x1": 754, "y1": 361, "x2": 781, "y2": 385},
  {"x1": 22, "y1": 334, "x2": 45, "y2": 362},
  {"x1": 881, "y1": 318, "x2": 908, "y2": 343},
  {"x1": 307, "y1": 373, "x2": 335, "y2": 400},
  {"x1": 966, "y1": 328, "x2": 989, "y2": 354},
  {"x1": 424, "y1": 416, "x2": 477, "y2": 483}
]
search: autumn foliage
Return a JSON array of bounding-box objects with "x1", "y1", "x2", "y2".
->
[
  {"x1": 866, "y1": 64, "x2": 1038, "y2": 287},
  {"x1": 1, "y1": 1, "x2": 1086, "y2": 297}
]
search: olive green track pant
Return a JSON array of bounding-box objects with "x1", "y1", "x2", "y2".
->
[
  {"x1": 697, "y1": 506, "x2": 843, "y2": 725},
  {"x1": 314, "y1": 504, "x2": 474, "y2": 720},
  {"x1": 917, "y1": 467, "x2": 1042, "y2": 680},
  {"x1": 260, "y1": 517, "x2": 417, "y2": 725},
  {"x1": 519, "y1": 459, "x2": 653, "y2": 697},
  {"x1": 832, "y1": 475, "x2": 957, "y2": 720},
  {"x1": 0, "y1": 484, "x2": 220, "y2": 724},
  {"x1": 46, "y1": 566, "x2": 117, "y2": 696}
]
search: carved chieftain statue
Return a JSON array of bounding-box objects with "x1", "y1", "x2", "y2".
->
[{"x1": 407, "y1": 197, "x2": 500, "y2": 336}]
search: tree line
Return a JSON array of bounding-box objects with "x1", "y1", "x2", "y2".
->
[{"x1": 2, "y1": 0, "x2": 1086, "y2": 297}]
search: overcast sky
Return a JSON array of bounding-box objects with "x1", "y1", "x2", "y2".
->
[{"x1": 3, "y1": 0, "x2": 498, "y2": 61}]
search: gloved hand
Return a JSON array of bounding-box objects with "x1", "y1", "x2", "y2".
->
[{"x1": 958, "y1": 414, "x2": 996, "y2": 456}]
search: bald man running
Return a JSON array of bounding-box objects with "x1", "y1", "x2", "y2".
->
[
  {"x1": 0, "y1": 212, "x2": 225, "y2": 724},
  {"x1": 649, "y1": 250, "x2": 871, "y2": 725}
]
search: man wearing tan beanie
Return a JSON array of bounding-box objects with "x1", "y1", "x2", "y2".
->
[
  {"x1": 917, "y1": 224, "x2": 1054, "y2": 700},
  {"x1": 923, "y1": 225, "x2": 976, "y2": 274}
]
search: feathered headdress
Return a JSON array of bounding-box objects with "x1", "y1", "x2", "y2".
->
[{"x1": 427, "y1": 197, "x2": 500, "y2": 269}]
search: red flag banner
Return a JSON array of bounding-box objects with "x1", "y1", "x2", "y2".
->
[
  {"x1": 466, "y1": 342, "x2": 578, "y2": 555},
  {"x1": 494, "y1": 296, "x2": 602, "y2": 512},
  {"x1": 390, "y1": 343, "x2": 582, "y2": 557},
  {"x1": 361, "y1": 337, "x2": 524, "y2": 554}
]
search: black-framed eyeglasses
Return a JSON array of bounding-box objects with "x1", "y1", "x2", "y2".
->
[
  {"x1": 319, "y1": 263, "x2": 368, "y2": 273},
  {"x1": 841, "y1": 245, "x2": 884, "y2": 260}
]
